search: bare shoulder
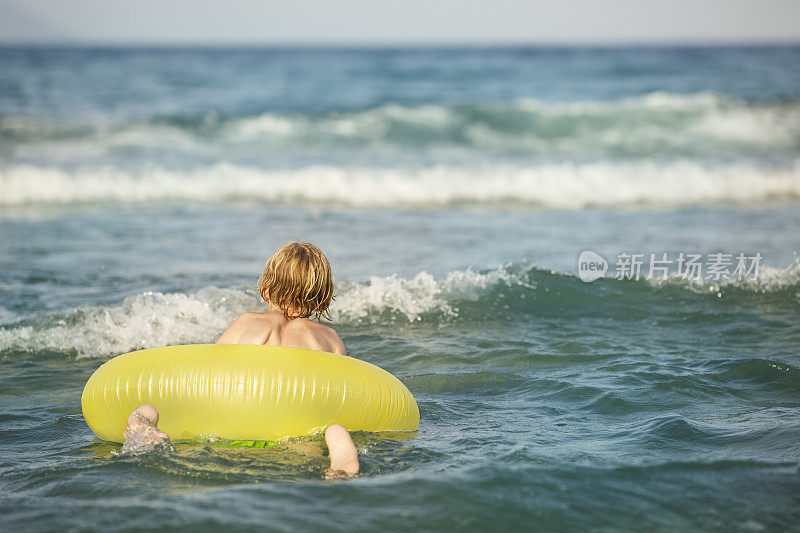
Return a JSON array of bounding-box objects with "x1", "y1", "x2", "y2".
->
[
  {"x1": 234, "y1": 312, "x2": 278, "y2": 329},
  {"x1": 316, "y1": 321, "x2": 346, "y2": 355},
  {"x1": 288, "y1": 319, "x2": 346, "y2": 355},
  {"x1": 216, "y1": 312, "x2": 275, "y2": 344}
]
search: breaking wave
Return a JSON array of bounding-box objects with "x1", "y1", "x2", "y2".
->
[
  {"x1": 4, "y1": 92, "x2": 798, "y2": 212},
  {"x1": 2, "y1": 160, "x2": 799, "y2": 210},
  {"x1": 2, "y1": 92, "x2": 799, "y2": 159},
  {"x1": 1, "y1": 262, "x2": 797, "y2": 359}
]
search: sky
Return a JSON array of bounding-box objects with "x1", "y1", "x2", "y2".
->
[{"x1": 1, "y1": 0, "x2": 799, "y2": 45}]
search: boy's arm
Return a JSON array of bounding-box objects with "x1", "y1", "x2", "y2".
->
[
  {"x1": 332, "y1": 332, "x2": 346, "y2": 356},
  {"x1": 216, "y1": 317, "x2": 243, "y2": 344}
]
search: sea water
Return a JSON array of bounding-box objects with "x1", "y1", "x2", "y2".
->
[{"x1": 1, "y1": 46, "x2": 799, "y2": 531}]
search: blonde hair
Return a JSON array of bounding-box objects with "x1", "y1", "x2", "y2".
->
[{"x1": 257, "y1": 242, "x2": 334, "y2": 320}]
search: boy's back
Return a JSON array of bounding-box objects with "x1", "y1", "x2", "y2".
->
[
  {"x1": 216, "y1": 242, "x2": 345, "y2": 356},
  {"x1": 217, "y1": 311, "x2": 345, "y2": 355}
]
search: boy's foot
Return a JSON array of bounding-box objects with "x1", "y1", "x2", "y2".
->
[
  {"x1": 121, "y1": 405, "x2": 173, "y2": 455},
  {"x1": 324, "y1": 424, "x2": 359, "y2": 481}
]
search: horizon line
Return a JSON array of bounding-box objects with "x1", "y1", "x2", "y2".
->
[{"x1": 1, "y1": 38, "x2": 799, "y2": 49}]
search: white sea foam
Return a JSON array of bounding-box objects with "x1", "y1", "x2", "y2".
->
[
  {"x1": 228, "y1": 103, "x2": 458, "y2": 142},
  {"x1": 0, "y1": 288, "x2": 254, "y2": 358},
  {"x1": 0, "y1": 266, "x2": 530, "y2": 357},
  {"x1": 331, "y1": 266, "x2": 529, "y2": 324},
  {"x1": 2, "y1": 160, "x2": 799, "y2": 210}
]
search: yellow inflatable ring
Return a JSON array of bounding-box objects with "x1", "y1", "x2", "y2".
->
[{"x1": 81, "y1": 344, "x2": 420, "y2": 443}]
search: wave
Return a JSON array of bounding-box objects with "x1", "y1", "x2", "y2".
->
[
  {"x1": 2, "y1": 159, "x2": 799, "y2": 209},
  {"x1": 331, "y1": 266, "x2": 534, "y2": 324},
  {"x1": 656, "y1": 263, "x2": 800, "y2": 294},
  {"x1": 2, "y1": 92, "x2": 799, "y2": 159},
  {"x1": 1, "y1": 263, "x2": 797, "y2": 359},
  {"x1": 0, "y1": 266, "x2": 533, "y2": 357},
  {"x1": 227, "y1": 92, "x2": 800, "y2": 157},
  {"x1": 0, "y1": 288, "x2": 250, "y2": 358}
]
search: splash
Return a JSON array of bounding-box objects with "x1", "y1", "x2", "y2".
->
[
  {"x1": 0, "y1": 266, "x2": 532, "y2": 358},
  {"x1": 331, "y1": 266, "x2": 532, "y2": 324},
  {"x1": 0, "y1": 287, "x2": 255, "y2": 358}
]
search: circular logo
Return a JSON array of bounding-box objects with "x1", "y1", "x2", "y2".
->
[{"x1": 577, "y1": 250, "x2": 608, "y2": 282}]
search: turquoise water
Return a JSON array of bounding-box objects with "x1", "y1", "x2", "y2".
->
[{"x1": 1, "y1": 46, "x2": 799, "y2": 531}]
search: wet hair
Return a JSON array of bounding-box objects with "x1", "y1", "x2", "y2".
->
[{"x1": 257, "y1": 242, "x2": 334, "y2": 320}]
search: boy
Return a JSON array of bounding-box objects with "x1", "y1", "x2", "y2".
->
[{"x1": 122, "y1": 242, "x2": 359, "y2": 480}]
